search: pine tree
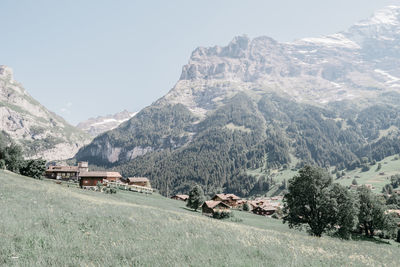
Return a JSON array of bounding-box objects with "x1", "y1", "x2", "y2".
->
[{"x1": 187, "y1": 184, "x2": 205, "y2": 211}]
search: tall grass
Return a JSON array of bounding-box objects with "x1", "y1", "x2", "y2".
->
[{"x1": 0, "y1": 170, "x2": 399, "y2": 266}]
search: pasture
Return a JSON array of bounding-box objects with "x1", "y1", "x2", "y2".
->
[{"x1": 0, "y1": 170, "x2": 399, "y2": 266}]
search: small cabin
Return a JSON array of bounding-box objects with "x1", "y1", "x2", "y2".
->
[
  {"x1": 212, "y1": 193, "x2": 241, "y2": 207},
  {"x1": 126, "y1": 177, "x2": 151, "y2": 188},
  {"x1": 202, "y1": 200, "x2": 231, "y2": 215},
  {"x1": 171, "y1": 195, "x2": 189, "y2": 201},
  {"x1": 252, "y1": 205, "x2": 277, "y2": 216},
  {"x1": 45, "y1": 161, "x2": 89, "y2": 180},
  {"x1": 79, "y1": 171, "x2": 122, "y2": 188}
]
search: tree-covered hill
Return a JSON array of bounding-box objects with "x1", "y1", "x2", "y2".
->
[{"x1": 76, "y1": 91, "x2": 400, "y2": 197}]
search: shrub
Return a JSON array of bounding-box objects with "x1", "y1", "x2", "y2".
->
[
  {"x1": 0, "y1": 159, "x2": 5, "y2": 169},
  {"x1": 242, "y1": 202, "x2": 250, "y2": 211},
  {"x1": 19, "y1": 159, "x2": 46, "y2": 179},
  {"x1": 213, "y1": 210, "x2": 232, "y2": 219},
  {"x1": 397, "y1": 229, "x2": 400, "y2": 243}
]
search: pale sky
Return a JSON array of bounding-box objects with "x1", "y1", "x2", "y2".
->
[{"x1": 1, "y1": 0, "x2": 400, "y2": 125}]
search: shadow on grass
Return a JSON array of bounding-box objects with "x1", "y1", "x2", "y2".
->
[
  {"x1": 349, "y1": 234, "x2": 391, "y2": 245},
  {"x1": 328, "y1": 232, "x2": 392, "y2": 245},
  {"x1": 180, "y1": 207, "x2": 201, "y2": 213}
]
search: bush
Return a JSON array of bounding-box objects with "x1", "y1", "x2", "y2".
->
[
  {"x1": 104, "y1": 187, "x2": 117, "y2": 194},
  {"x1": 213, "y1": 210, "x2": 232, "y2": 219},
  {"x1": 361, "y1": 165, "x2": 370, "y2": 172},
  {"x1": 242, "y1": 202, "x2": 250, "y2": 211},
  {"x1": 19, "y1": 159, "x2": 46, "y2": 179},
  {"x1": 0, "y1": 159, "x2": 5, "y2": 169},
  {"x1": 397, "y1": 229, "x2": 400, "y2": 243}
]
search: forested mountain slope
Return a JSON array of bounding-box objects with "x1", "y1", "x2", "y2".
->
[{"x1": 76, "y1": 6, "x2": 400, "y2": 196}]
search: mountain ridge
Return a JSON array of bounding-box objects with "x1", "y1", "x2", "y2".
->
[
  {"x1": 75, "y1": 5, "x2": 400, "y2": 196},
  {"x1": 0, "y1": 65, "x2": 91, "y2": 160}
]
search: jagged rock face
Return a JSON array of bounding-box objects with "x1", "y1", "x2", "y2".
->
[
  {"x1": 160, "y1": 6, "x2": 400, "y2": 116},
  {"x1": 76, "y1": 110, "x2": 137, "y2": 137},
  {"x1": 0, "y1": 65, "x2": 91, "y2": 160},
  {"x1": 77, "y1": 5, "x2": 400, "y2": 165}
]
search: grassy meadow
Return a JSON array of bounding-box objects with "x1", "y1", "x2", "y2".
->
[
  {"x1": 248, "y1": 155, "x2": 400, "y2": 195},
  {"x1": 1, "y1": 170, "x2": 399, "y2": 266}
]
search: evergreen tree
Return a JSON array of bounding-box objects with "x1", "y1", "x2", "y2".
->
[{"x1": 187, "y1": 184, "x2": 205, "y2": 211}]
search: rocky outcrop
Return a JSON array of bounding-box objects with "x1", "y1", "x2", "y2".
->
[
  {"x1": 76, "y1": 5, "x2": 400, "y2": 166},
  {"x1": 0, "y1": 65, "x2": 91, "y2": 160}
]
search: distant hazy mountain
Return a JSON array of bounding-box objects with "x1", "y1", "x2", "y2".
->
[
  {"x1": 77, "y1": 110, "x2": 137, "y2": 137},
  {"x1": 0, "y1": 65, "x2": 91, "y2": 160},
  {"x1": 76, "y1": 6, "x2": 400, "y2": 196}
]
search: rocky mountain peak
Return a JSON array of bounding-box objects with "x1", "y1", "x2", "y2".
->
[{"x1": 0, "y1": 65, "x2": 14, "y2": 80}]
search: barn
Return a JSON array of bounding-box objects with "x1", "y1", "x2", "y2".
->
[
  {"x1": 126, "y1": 177, "x2": 151, "y2": 188},
  {"x1": 79, "y1": 171, "x2": 122, "y2": 188},
  {"x1": 201, "y1": 200, "x2": 231, "y2": 215},
  {"x1": 171, "y1": 195, "x2": 189, "y2": 201}
]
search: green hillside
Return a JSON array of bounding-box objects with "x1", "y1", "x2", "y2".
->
[{"x1": 1, "y1": 170, "x2": 399, "y2": 266}]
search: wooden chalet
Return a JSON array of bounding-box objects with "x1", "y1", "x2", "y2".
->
[
  {"x1": 252, "y1": 205, "x2": 277, "y2": 216},
  {"x1": 171, "y1": 195, "x2": 189, "y2": 201},
  {"x1": 45, "y1": 161, "x2": 89, "y2": 180},
  {"x1": 201, "y1": 200, "x2": 230, "y2": 215},
  {"x1": 126, "y1": 177, "x2": 151, "y2": 188},
  {"x1": 79, "y1": 171, "x2": 122, "y2": 188},
  {"x1": 211, "y1": 193, "x2": 241, "y2": 207}
]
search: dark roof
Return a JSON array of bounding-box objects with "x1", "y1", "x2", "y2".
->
[
  {"x1": 213, "y1": 193, "x2": 241, "y2": 201},
  {"x1": 127, "y1": 177, "x2": 149, "y2": 183},
  {"x1": 79, "y1": 171, "x2": 122, "y2": 178},
  {"x1": 255, "y1": 205, "x2": 277, "y2": 211},
  {"x1": 46, "y1": 166, "x2": 79, "y2": 172},
  {"x1": 202, "y1": 200, "x2": 230, "y2": 209},
  {"x1": 172, "y1": 194, "x2": 189, "y2": 200}
]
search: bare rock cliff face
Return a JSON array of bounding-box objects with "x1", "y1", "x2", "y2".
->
[
  {"x1": 0, "y1": 65, "x2": 91, "y2": 160},
  {"x1": 160, "y1": 6, "x2": 400, "y2": 117},
  {"x1": 77, "y1": 5, "x2": 400, "y2": 165}
]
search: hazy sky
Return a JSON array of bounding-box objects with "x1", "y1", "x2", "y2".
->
[{"x1": 1, "y1": 0, "x2": 400, "y2": 125}]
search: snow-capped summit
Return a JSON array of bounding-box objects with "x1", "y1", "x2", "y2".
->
[
  {"x1": 355, "y1": 5, "x2": 400, "y2": 26},
  {"x1": 77, "y1": 110, "x2": 137, "y2": 137}
]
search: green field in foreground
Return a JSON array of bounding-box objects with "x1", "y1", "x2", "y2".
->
[{"x1": 0, "y1": 170, "x2": 399, "y2": 266}]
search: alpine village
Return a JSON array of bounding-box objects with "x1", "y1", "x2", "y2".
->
[{"x1": 1, "y1": 3, "x2": 400, "y2": 266}]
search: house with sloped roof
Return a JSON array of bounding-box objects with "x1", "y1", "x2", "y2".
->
[
  {"x1": 79, "y1": 171, "x2": 122, "y2": 188},
  {"x1": 126, "y1": 177, "x2": 151, "y2": 188},
  {"x1": 45, "y1": 161, "x2": 88, "y2": 180},
  {"x1": 171, "y1": 194, "x2": 189, "y2": 201},
  {"x1": 211, "y1": 193, "x2": 241, "y2": 207},
  {"x1": 201, "y1": 200, "x2": 230, "y2": 215},
  {"x1": 252, "y1": 205, "x2": 277, "y2": 216}
]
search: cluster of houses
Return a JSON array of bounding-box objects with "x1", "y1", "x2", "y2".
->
[
  {"x1": 45, "y1": 161, "x2": 152, "y2": 189},
  {"x1": 171, "y1": 193, "x2": 283, "y2": 217}
]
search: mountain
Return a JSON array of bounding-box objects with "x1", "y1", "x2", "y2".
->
[
  {"x1": 77, "y1": 110, "x2": 137, "y2": 137},
  {"x1": 75, "y1": 6, "x2": 400, "y2": 196},
  {"x1": 0, "y1": 65, "x2": 91, "y2": 160}
]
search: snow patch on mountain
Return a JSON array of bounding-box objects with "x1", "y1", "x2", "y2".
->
[{"x1": 77, "y1": 110, "x2": 136, "y2": 137}]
